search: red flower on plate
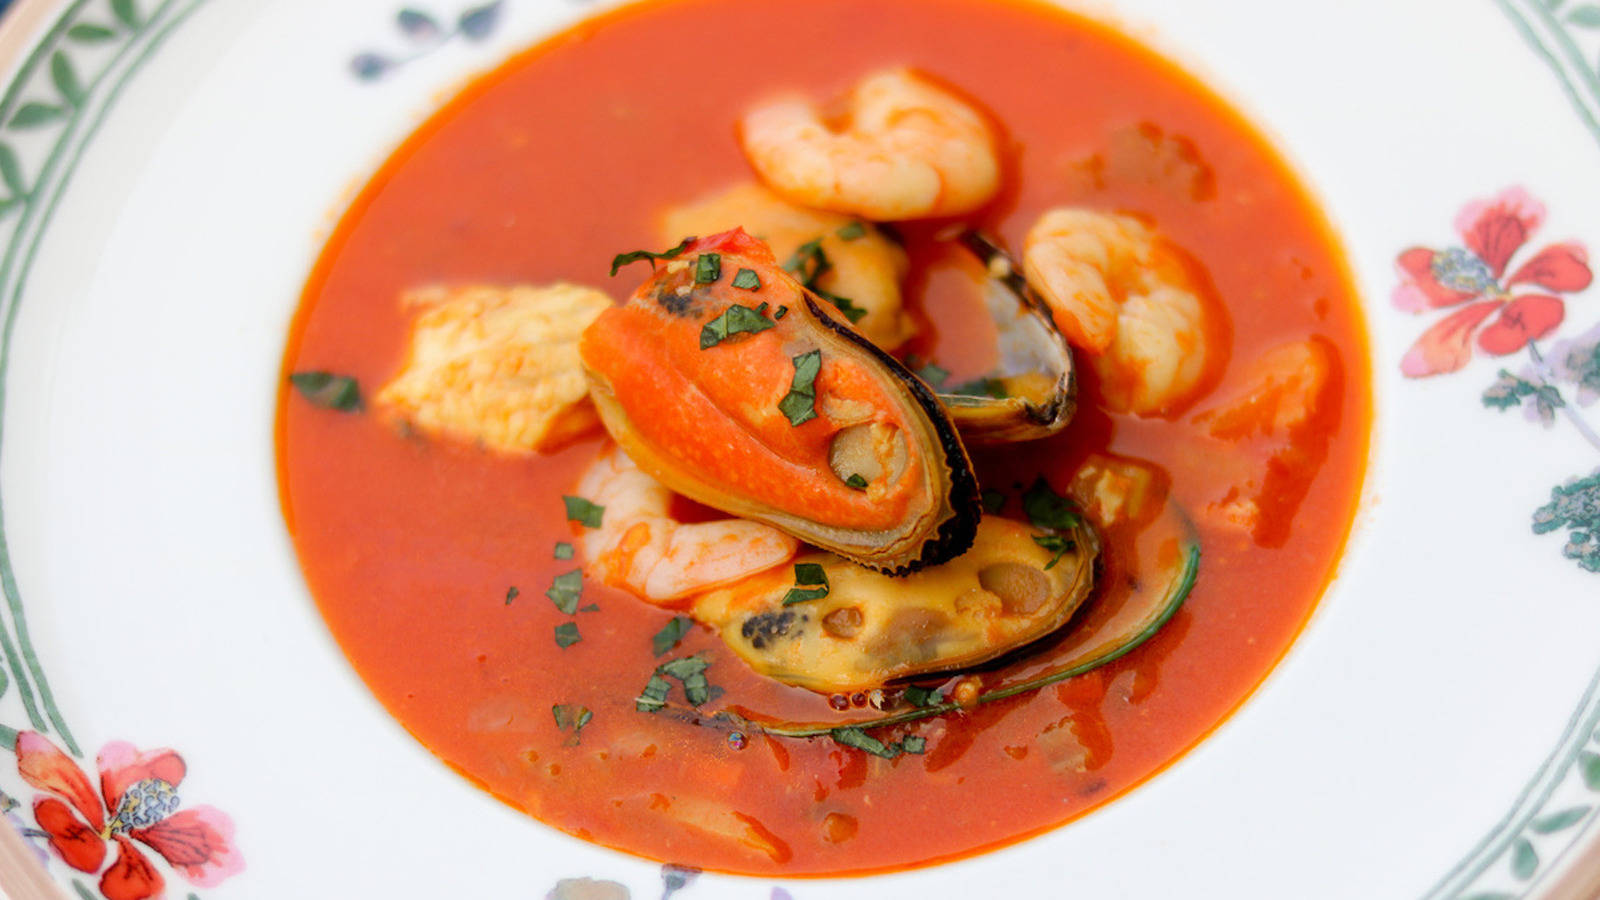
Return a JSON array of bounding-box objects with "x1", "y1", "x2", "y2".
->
[
  {"x1": 1394, "y1": 187, "x2": 1592, "y2": 376},
  {"x1": 15, "y1": 731, "x2": 243, "y2": 900}
]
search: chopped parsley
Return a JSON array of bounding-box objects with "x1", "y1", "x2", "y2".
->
[
  {"x1": 902, "y1": 686, "x2": 943, "y2": 707},
  {"x1": 554, "y1": 542, "x2": 575, "y2": 561},
  {"x1": 1033, "y1": 534, "x2": 1075, "y2": 570},
  {"x1": 289, "y1": 371, "x2": 363, "y2": 412},
  {"x1": 830, "y1": 727, "x2": 926, "y2": 759},
  {"x1": 562, "y1": 495, "x2": 605, "y2": 528},
  {"x1": 845, "y1": 473, "x2": 869, "y2": 490},
  {"x1": 554, "y1": 622, "x2": 582, "y2": 648},
  {"x1": 784, "y1": 239, "x2": 832, "y2": 284},
  {"x1": 694, "y1": 253, "x2": 722, "y2": 284},
  {"x1": 775, "y1": 306, "x2": 789, "y2": 320},
  {"x1": 546, "y1": 569, "x2": 584, "y2": 614},
  {"x1": 609, "y1": 237, "x2": 694, "y2": 276},
  {"x1": 981, "y1": 489, "x2": 1007, "y2": 514},
  {"x1": 1022, "y1": 477, "x2": 1082, "y2": 531},
  {"x1": 837, "y1": 221, "x2": 867, "y2": 241},
  {"x1": 700, "y1": 303, "x2": 776, "y2": 349},
  {"x1": 552, "y1": 704, "x2": 593, "y2": 745},
  {"x1": 732, "y1": 268, "x2": 762, "y2": 291},
  {"x1": 782, "y1": 562, "x2": 830, "y2": 606},
  {"x1": 637, "y1": 675, "x2": 672, "y2": 712},
  {"x1": 637, "y1": 655, "x2": 714, "y2": 709},
  {"x1": 652, "y1": 615, "x2": 693, "y2": 657},
  {"x1": 504, "y1": 586, "x2": 520, "y2": 606},
  {"x1": 778, "y1": 350, "x2": 823, "y2": 426}
]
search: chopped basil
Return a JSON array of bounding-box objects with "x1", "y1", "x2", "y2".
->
[
  {"x1": 784, "y1": 239, "x2": 831, "y2": 285},
  {"x1": 778, "y1": 350, "x2": 823, "y2": 426},
  {"x1": 950, "y1": 377, "x2": 1008, "y2": 399},
  {"x1": 695, "y1": 253, "x2": 722, "y2": 284},
  {"x1": 900, "y1": 735, "x2": 927, "y2": 754},
  {"x1": 562, "y1": 495, "x2": 605, "y2": 528},
  {"x1": 554, "y1": 542, "x2": 575, "y2": 561},
  {"x1": 700, "y1": 303, "x2": 776, "y2": 349},
  {"x1": 914, "y1": 362, "x2": 950, "y2": 388},
  {"x1": 554, "y1": 622, "x2": 582, "y2": 648},
  {"x1": 659, "y1": 656, "x2": 709, "y2": 680},
  {"x1": 981, "y1": 489, "x2": 1007, "y2": 514},
  {"x1": 903, "y1": 686, "x2": 943, "y2": 707},
  {"x1": 783, "y1": 562, "x2": 830, "y2": 605},
  {"x1": 775, "y1": 306, "x2": 789, "y2": 320},
  {"x1": 831, "y1": 726, "x2": 896, "y2": 758},
  {"x1": 652, "y1": 615, "x2": 692, "y2": 657},
  {"x1": 824, "y1": 293, "x2": 868, "y2": 324},
  {"x1": 504, "y1": 586, "x2": 520, "y2": 606},
  {"x1": 610, "y1": 237, "x2": 694, "y2": 276},
  {"x1": 845, "y1": 474, "x2": 869, "y2": 490},
  {"x1": 289, "y1": 371, "x2": 363, "y2": 412},
  {"x1": 552, "y1": 704, "x2": 593, "y2": 736},
  {"x1": 837, "y1": 221, "x2": 867, "y2": 241},
  {"x1": 546, "y1": 569, "x2": 584, "y2": 614},
  {"x1": 1022, "y1": 477, "x2": 1082, "y2": 531},
  {"x1": 636, "y1": 674, "x2": 672, "y2": 712},
  {"x1": 579, "y1": 603, "x2": 600, "y2": 613},
  {"x1": 732, "y1": 268, "x2": 762, "y2": 290},
  {"x1": 1033, "y1": 534, "x2": 1074, "y2": 570}
]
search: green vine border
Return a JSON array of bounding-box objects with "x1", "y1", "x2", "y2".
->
[{"x1": 0, "y1": 0, "x2": 1589, "y2": 897}]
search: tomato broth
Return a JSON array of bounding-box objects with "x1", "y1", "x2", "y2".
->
[{"x1": 278, "y1": 0, "x2": 1371, "y2": 876}]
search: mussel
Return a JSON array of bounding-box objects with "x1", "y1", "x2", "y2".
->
[
  {"x1": 692, "y1": 515, "x2": 1099, "y2": 693},
  {"x1": 931, "y1": 232, "x2": 1077, "y2": 443},
  {"x1": 580, "y1": 229, "x2": 981, "y2": 575}
]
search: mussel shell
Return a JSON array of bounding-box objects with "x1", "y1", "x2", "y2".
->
[
  {"x1": 581, "y1": 230, "x2": 981, "y2": 575},
  {"x1": 936, "y1": 232, "x2": 1077, "y2": 443}
]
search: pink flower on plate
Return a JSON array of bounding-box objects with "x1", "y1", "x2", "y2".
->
[
  {"x1": 15, "y1": 731, "x2": 243, "y2": 900},
  {"x1": 1395, "y1": 187, "x2": 1592, "y2": 376}
]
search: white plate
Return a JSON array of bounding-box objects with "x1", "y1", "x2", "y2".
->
[{"x1": 0, "y1": 0, "x2": 1597, "y2": 897}]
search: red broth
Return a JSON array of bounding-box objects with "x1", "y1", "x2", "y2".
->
[{"x1": 278, "y1": 0, "x2": 1371, "y2": 876}]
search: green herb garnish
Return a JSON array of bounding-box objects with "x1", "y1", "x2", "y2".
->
[
  {"x1": 637, "y1": 655, "x2": 716, "y2": 710},
  {"x1": 652, "y1": 615, "x2": 692, "y2": 657},
  {"x1": 900, "y1": 735, "x2": 927, "y2": 754},
  {"x1": 825, "y1": 294, "x2": 868, "y2": 324},
  {"x1": 546, "y1": 569, "x2": 584, "y2": 614},
  {"x1": 778, "y1": 350, "x2": 823, "y2": 426},
  {"x1": 903, "y1": 686, "x2": 943, "y2": 707},
  {"x1": 732, "y1": 268, "x2": 762, "y2": 291},
  {"x1": 554, "y1": 622, "x2": 582, "y2": 648},
  {"x1": 1022, "y1": 477, "x2": 1082, "y2": 531},
  {"x1": 837, "y1": 221, "x2": 867, "y2": 241},
  {"x1": 981, "y1": 489, "x2": 1007, "y2": 514},
  {"x1": 831, "y1": 727, "x2": 897, "y2": 758},
  {"x1": 914, "y1": 362, "x2": 950, "y2": 388},
  {"x1": 775, "y1": 306, "x2": 789, "y2": 320},
  {"x1": 950, "y1": 377, "x2": 1008, "y2": 399},
  {"x1": 700, "y1": 303, "x2": 776, "y2": 349},
  {"x1": 554, "y1": 542, "x2": 575, "y2": 560},
  {"x1": 610, "y1": 237, "x2": 694, "y2": 276},
  {"x1": 504, "y1": 586, "x2": 520, "y2": 606},
  {"x1": 636, "y1": 674, "x2": 672, "y2": 712},
  {"x1": 289, "y1": 371, "x2": 363, "y2": 412},
  {"x1": 695, "y1": 253, "x2": 722, "y2": 284},
  {"x1": 845, "y1": 474, "x2": 869, "y2": 490},
  {"x1": 552, "y1": 704, "x2": 593, "y2": 745},
  {"x1": 782, "y1": 562, "x2": 830, "y2": 606},
  {"x1": 1033, "y1": 534, "x2": 1074, "y2": 570},
  {"x1": 784, "y1": 238, "x2": 832, "y2": 285},
  {"x1": 562, "y1": 496, "x2": 605, "y2": 528}
]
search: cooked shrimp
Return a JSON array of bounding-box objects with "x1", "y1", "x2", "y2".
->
[
  {"x1": 377, "y1": 283, "x2": 611, "y2": 453},
  {"x1": 1023, "y1": 208, "x2": 1219, "y2": 416},
  {"x1": 738, "y1": 68, "x2": 1001, "y2": 221},
  {"x1": 575, "y1": 445, "x2": 799, "y2": 604},
  {"x1": 660, "y1": 182, "x2": 915, "y2": 350}
]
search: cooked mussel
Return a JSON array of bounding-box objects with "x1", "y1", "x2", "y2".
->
[
  {"x1": 691, "y1": 515, "x2": 1099, "y2": 693},
  {"x1": 931, "y1": 232, "x2": 1077, "y2": 443},
  {"x1": 580, "y1": 229, "x2": 981, "y2": 574}
]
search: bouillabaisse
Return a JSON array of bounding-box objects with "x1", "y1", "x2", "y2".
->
[{"x1": 277, "y1": 0, "x2": 1371, "y2": 877}]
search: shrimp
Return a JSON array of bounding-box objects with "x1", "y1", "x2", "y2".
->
[
  {"x1": 660, "y1": 182, "x2": 915, "y2": 351},
  {"x1": 377, "y1": 283, "x2": 611, "y2": 453},
  {"x1": 1022, "y1": 208, "x2": 1220, "y2": 416},
  {"x1": 574, "y1": 445, "x2": 799, "y2": 604},
  {"x1": 738, "y1": 68, "x2": 1001, "y2": 221}
]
